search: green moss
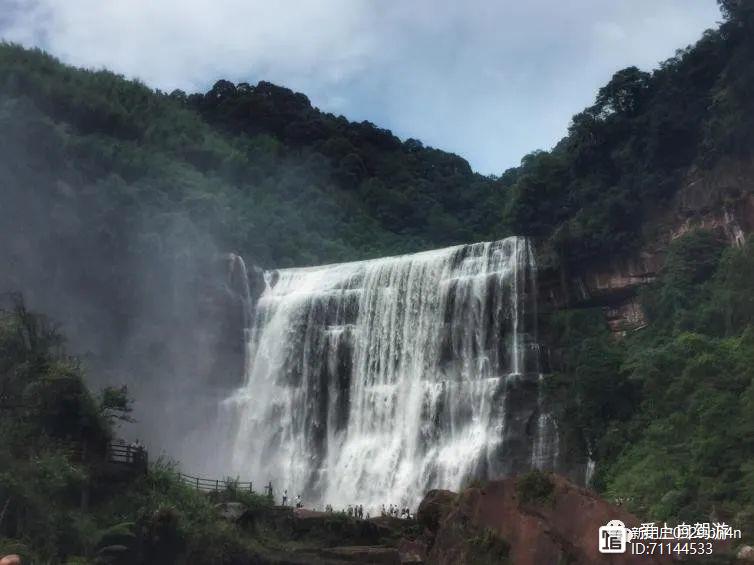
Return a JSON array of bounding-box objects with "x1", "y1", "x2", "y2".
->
[
  {"x1": 464, "y1": 477, "x2": 488, "y2": 490},
  {"x1": 468, "y1": 527, "x2": 511, "y2": 565},
  {"x1": 516, "y1": 470, "x2": 555, "y2": 506}
]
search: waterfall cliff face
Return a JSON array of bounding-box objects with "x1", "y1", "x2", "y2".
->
[{"x1": 225, "y1": 237, "x2": 555, "y2": 509}]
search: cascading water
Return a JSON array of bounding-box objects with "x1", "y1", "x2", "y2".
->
[
  {"x1": 531, "y1": 372, "x2": 560, "y2": 470},
  {"x1": 227, "y1": 253, "x2": 253, "y2": 371},
  {"x1": 227, "y1": 253, "x2": 252, "y2": 327},
  {"x1": 224, "y1": 237, "x2": 555, "y2": 510}
]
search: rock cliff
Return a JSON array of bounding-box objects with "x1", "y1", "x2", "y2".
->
[{"x1": 541, "y1": 157, "x2": 754, "y2": 336}]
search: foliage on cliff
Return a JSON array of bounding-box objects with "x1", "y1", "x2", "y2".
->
[
  {"x1": 548, "y1": 232, "x2": 754, "y2": 539},
  {"x1": 603, "y1": 234, "x2": 754, "y2": 529}
]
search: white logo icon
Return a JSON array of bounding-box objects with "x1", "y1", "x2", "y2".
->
[{"x1": 599, "y1": 519, "x2": 629, "y2": 553}]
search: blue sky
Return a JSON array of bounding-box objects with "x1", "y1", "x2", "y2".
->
[{"x1": 1, "y1": 0, "x2": 722, "y2": 174}]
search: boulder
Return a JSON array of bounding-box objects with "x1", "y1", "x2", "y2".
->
[
  {"x1": 416, "y1": 490, "x2": 455, "y2": 532},
  {"x1": 397, "y1": 538, "x2": 427, "y2": 563},
  {"x1": 422, "y1": 474, "x2": 675, "y2": 565},
  {"x1": 738, "y1": 545, "x2": 754, "y2": 562},
  {"x1": 215, "y1": 501, "x2": 248, "y2": 522}
]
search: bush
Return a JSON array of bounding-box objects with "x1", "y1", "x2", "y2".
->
[
  {"x1": 469, "y1": 527, "x2": 511, "y2": 565},
  {"x1": 516, "y1": 470, "x2": 555, "y2": 505}
]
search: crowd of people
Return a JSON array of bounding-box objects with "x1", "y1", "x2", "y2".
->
[
  {"x1": 321, "y1": 503, "x2": 368, "y2": 519},
  {"x1": 348, "y1": 504, "x2": 367, "y2": 519},
  {"x1": 381, "y1": 504, "x2": 413, "y2": 519},
  {"x1": 324, "y1": 502, "x2": 413, "y2": 520},
  {"x1": 274, "y1": 488, "x2": 413, "y2": 520}
]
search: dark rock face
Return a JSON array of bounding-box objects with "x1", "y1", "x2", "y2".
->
[
  {"x1": 670, "y1": 159, "x2": 754, "y2": 244},
  {"x1": 417, "y1": 490, "x2": 456, "y2": 533},
  {"x1": 209, "y1": 253, "x2": 266, "y2": 391},
  {"x1": 396, "y1": 539, "x2": 427, "y2": 564}
]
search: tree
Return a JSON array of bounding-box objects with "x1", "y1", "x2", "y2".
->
[
  {"x1": 100, "y1": 385, "x2": 135, "y2": 425},
  {"x1": 718, "y1": 0, "x2": 753, "y2": 22},
  {"x1": 594, "y1": 67, "x2": 651, "y2": 117}
]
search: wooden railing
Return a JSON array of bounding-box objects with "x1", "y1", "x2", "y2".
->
[
  {"x1": 176, "y1": 472, "x2": 254, "y2": 493},
  {"x1": 105, "y1": 442, "x2": 258, "y2": 493},
  {"x1": 106, "y1": 442, "x2": 148, "y2": 472}
]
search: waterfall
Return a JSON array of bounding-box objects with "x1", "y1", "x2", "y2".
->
[
  {"x1": 225, "y1": 237, "x2": 548, "y2": 510},
  {"x1": 531, "y1": 381, "x2": 560, "y2": 470},
  {"x1": 227, "y1": 252, "x2": 252, "y2": 327},
  {"x1": 585, "y1": 458, "x2": 596, "y2": 487},
  {"x1": 227, "y1": 252, "x2": 254, "y2": 370}
]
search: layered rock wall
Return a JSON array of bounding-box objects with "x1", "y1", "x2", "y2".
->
[{"x1": 541, "y1": 158, "x2": 754, "y2": 337}]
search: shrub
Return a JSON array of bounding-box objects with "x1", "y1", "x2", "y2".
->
[{"x1": 516, "y1": 470, "x2": 555, "y2": 505}]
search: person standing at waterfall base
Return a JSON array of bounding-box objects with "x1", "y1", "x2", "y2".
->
[{"x1": 282, "y1": 490, "x2": 288, "y2": 506}]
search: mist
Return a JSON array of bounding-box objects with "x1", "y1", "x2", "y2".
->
[{"x1": 0, "y1": 94, "x2": 251, "y2": 475}]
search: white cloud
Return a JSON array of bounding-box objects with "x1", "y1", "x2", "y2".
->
[
  {"x1": 594, "y1": 21, "x2": 628, "y2": 43},
  {"x1": 1, "y1": 0, "x2": 722, "y2": 173},
  {"x1": 2, "y1": 0, "x2": 376, "y2": 90}
]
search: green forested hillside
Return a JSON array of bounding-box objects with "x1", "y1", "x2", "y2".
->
[
  {"x1": 173, "y1": 0, "x2": 753, "y2": 267},
  {"x1": 0, "y1": 42, "x2": 494, "y2": 273},
  {"x1": 1, "y1": 0, "x2": 751, "y2": 275},
  {"x1": 506, "y1": 0, "x2": 753, "y2": 266}
]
